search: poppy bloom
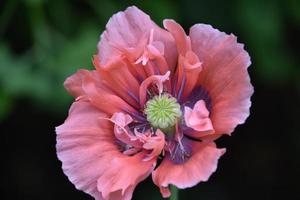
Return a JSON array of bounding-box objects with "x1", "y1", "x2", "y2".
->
[{"x1": 56, "y1": 6, "x2": 253, "y2": 200}]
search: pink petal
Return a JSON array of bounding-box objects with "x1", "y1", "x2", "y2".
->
[
  {"x1": 97, "y1": 6, "x2": 177, "y2": 70},
  {"x1": 97, "y1": 152, "x2": 156, "y2": 200},
  {"x1": 135, "y1": 30, "x2": 166, "y2": 69},
  {"x1": 56, "y1": 101, "x2": 155, "y2": 200},
  {"x1": 152, "y1": 141, "x2": 225, "y2": 197},
  {"x1": 163, "y1": 20, "x2": 203, "y2": 100},
  {"x1": 174, "y1": 51, "x2": 203, "y2": 101},
  {"x1": 142, "y1": 129, "x2": 165, "y2": 161},
  {"x1": 139, "y1": 71, "x2": 171, "y2": 107},
  {"x1": 184, "y1": 100, "x2": 214, "y2": 133},
  {"x1": 189, "y1": 24, "x2": 254, "y2": 135},
  {"x1": 64, "y1": 69, "x2": 140, "y2": 117},
  {"x1": 93, "y1": 57, "x2": 141, "y2": 109},
  {"x1": 64, "y1": 69, "x2": 89, "y2": 98},
  {"x1": 181, "y1": 51, "x2": 203, "y2": 98},
  {"x1": 108, "y1": 112, "x2": 143, "y2": 148},
  {"x1": 56, "y1": 101, "x2": 112, "y2": 199},
  {"x1": 163, "y1": 19, "x2": 191, "y2": 55}
]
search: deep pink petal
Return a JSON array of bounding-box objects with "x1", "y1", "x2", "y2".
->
[
  {"x1": 181, "y1": 51, "x2": 203, "y2": 98},
  {"x1": 97, "y1": 6, "x2": 177, "y2": 70},
  {"x1": 64, "y1": 69, "x2": 140, "y2": 117},
  {"x1": 174, "y1": 52, "x2": 203, "y2": 101},
  {"x1": 163, "y1": 20, "x2": 203, "y2": 100},
  {"x1": 163, "y1": 19, "x2": 191, "y2": 55},
  {"x1": 152, "y1": 141, "x2": 225, "y2": 197},
  {"x1": 93, "y1": 57, "x2": 141, "y2": 109},
  {"x1": 189, "y1": 24, "x2": 254, "y2": 135}
]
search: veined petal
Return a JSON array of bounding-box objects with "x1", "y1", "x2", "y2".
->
[
  {"x1": 97, "y1": 6, "x2": 177, "y2": 71},
  {"x1": 56, "y1": 102, "x2": 155, "y2": 200},
  {"x1": 184, "y1": 100, "x2": 214, "y2": 134},
  {"x1": 181, "y1": 51, "x2": 203, "y2": 99},
  {"x1": 152, "y1": 141, "x2": 225, "y2": 197},
  {"x1": 108, "y1": 112, "x2": 143, "y2": 148},
  {"x1": 139, "y1": 71, "x2": 171, "y2": 107},
  {"x1": 93, "y1": 57, "x2": 141, "y2": 109},
  {"x1": 64, "y1": 69, "x2": 141, "y2": 118},
  {"x1": 56, "y1": 102, "x2": 112, "y2": 199},
  {"x1": 189, "y1": 24, "x2": 254, "y2": 135},
  {"x1": 163, "y1": 19, "x2": 191, "y2": 55},
  {"x1": 173, "y1": 52, "x2": 203, "y2": 101},
  {"x1": 142, "y1": 129, "x2": 165, "y2": 161},
  {"x1": 164, "y1": 20, "x2": 203, "y2": 101},
  {"x1": 97, "y1": 152, "x2": 156, "y2": 200}
]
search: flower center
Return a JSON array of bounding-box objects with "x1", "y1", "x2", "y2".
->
[{"x1": 144, "y1": 94, "x2": 182, "y2": 131}]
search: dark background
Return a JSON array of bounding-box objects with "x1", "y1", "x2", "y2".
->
[{"x1": 1, "y1": 0, "x2": 300, "y2": 199}]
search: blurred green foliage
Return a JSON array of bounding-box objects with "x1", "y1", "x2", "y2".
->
[{"x1": 0, "y1": 0, "x2": 299, "y2": 121}]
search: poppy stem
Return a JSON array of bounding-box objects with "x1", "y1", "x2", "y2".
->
[{"x1": 169, "y1": 185, "x2": 179, "y2": 200}]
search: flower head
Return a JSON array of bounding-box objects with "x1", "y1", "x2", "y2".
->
[{"x1": 56, "y1": 6, "x2": 253, "y2": 200}]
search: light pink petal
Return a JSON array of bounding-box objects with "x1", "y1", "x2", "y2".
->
[
  {"x1": 56, "y1": 101, "x2": 112, "y2": 199},
  {"x1": 56, "y1": 101, "x2": 155, "y2": 200},
  {"x1": 140, "y1": 41, "x2": 171, "y2": 77},
  {"x1": 134, "y1": 30, "x2": 166, "y2": 68},
  {"x1": 97, "y1": 152, "x2": 156, "y2": 200},
  {"x1": 152, "y1": 141, "x2": 225, "y2": 197},
  {"x1": 142, "y1": 129, "x2": 165, "y2": 161},
  {"x1": 184, "y1": 100, "x2": 214, "y2": 133},
  {"x1": 108, "y1": 112, "x2": 143, "y2": 148},
  {"x1": 97, "y1": 6, "x2": 177, "y2": 70},
  {"x1": 189, "y1": 24, "x2": 254, "y2": 135},
  {"x1": 139, "y1": 71, "x2": 171, "y2": 107},
  {"x1": 150, "y1": 41, "x2": 164, "y2": 56},
  {"x1": 110, "y1": 112, "x2": 133, "y2": 127}
]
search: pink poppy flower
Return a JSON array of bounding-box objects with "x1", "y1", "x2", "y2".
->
[{"x1": 56, "y1": 6, "x2": 253, "y2": 200}]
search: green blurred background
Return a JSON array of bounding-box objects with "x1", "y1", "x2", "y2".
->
[{"x1": 1, "y1": 0, "x2": 299, "y2": 199}]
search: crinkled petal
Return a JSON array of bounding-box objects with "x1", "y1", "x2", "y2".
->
[
  {"x1": 108, "y1": 112, "x2": 143, "y2": 148},
  {"x1": 163, "y1": 20, "x2": 203, "y2": 101},
  {"x1": 64, "y1": 69, "x2": 143, "y2": 120},
  {"x1": 181, "y1": 51, "x2": 203, "y2": 99},
  {"x1": 142, "y1": 129, "x2": 165, "y2": 161},
  {"x1": 97, "y1": 6, "x2": 177, "y2": 70},
  {"x1": 56, "y1": 101, "x2": 112, "y2": 199},
  {"x1": 163, "y1": 19, "x2": 191, "y2": 55},
  {"x1": 152, "y1": 141, "x2": 225, "y2": 197},
  {"x1": 97, "y1": 152, "x2": 156, "y2": 200},
  {"x1": 139, "y1": 71, "x2": 170, "y2": 107},
  {"x1": 189, "y1": 24, "x2": 254, "y2": 135},
  {"x1": 184, "y1": 100, "x2": 214, "y2": 133},
  {"x1": 93, "y1": 57, "x2": 141, "y2": 109},
  {"x1": 174, "y1": 52, "x2": 203, "y2": 101},
  {"x1": 56, "y1": 102, "x2": 155, "y2": 200}
]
